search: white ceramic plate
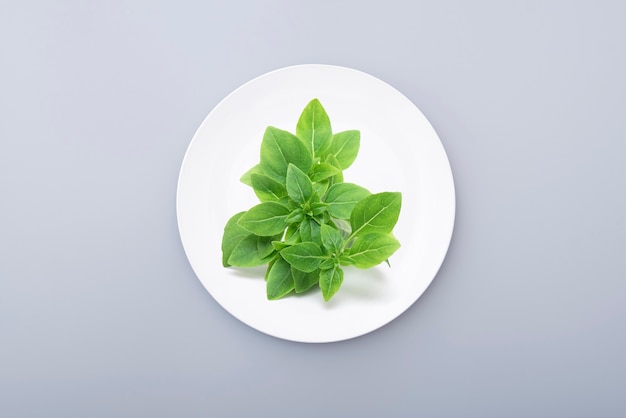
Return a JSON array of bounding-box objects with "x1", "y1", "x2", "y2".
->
[{"x1": 177, "y1": 65, "x2": 455, "y2": 343}]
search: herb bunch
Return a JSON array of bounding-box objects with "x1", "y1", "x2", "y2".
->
[{"x1": 221, "y1": 99, "x2": 401, "y2": 301}]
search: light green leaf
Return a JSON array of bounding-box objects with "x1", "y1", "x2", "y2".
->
[
  {"x1": 325, "y1": 183, "x2": 371, "y2": 219},
  {"x1": 260, "y1": 126, "x2": 312, "y2": 184},
  {"x1": 296, "y1": 98, "x2": 332, "y2": 157},
  {"x1": 280, "y1": 242, "x2": 325, "y2": 272},
  {"x1": 313, "y1": 180, "x2": 330, "y2": 198},
  {"x1": 350, "y1": 192, "x2": 402, "y2": 238},
  {"x1": 320, "y1": 224, "x2": 344, "y2": 253},
  {"x1": 292, "y1": 267, "x2": 320, "y2": 293},
  {"x1": 266, "y1": 257, "x2": 294, "y2": 300},
  {"x1": 339, "y1": 253, "x2": 354, "y2": 266},
  {"x1": 238, "y1": 201, "x2": 290, "y2": 236},
  {"x1": 221, "y1": 212, "x2": 249, "y2": 267},
  {"x1": 346, "y1": 233, "x2": 400, "y2": 268},
  {"x1": 240, "y1": 164, "x2": 263, "y2": 187},
  {"x1": 319, "y1": 258, "x2": 336, "y2": 270},
  {"x1": 286, "y1": 163, "x2": 313, "y2": 204},
  {"x1": 250, "y1": 173, "x2": 287, "y2": 202},
  {"x1": 331, "y1": 130, "x2": 360, "y2": 169},
  {"x1": 319, "y1": 265, "x2": 344, "y2": 301},
  {"x1": 310, "y1": 163, "x2": 341, "y2": 182},
  {"x1": 271, "y1": 241, "x2": 290, "y2": 251},
  {"x1": 325, "y1": 154, "x2": 344, "y2": 183},
  {"x1": 228, "y1": 235, "x2": 272, "y2": 267},
  {"x1": 331, "y1": 218, "x2": 352, "y2": 239}
]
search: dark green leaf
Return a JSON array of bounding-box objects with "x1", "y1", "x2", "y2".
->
[
  {"x1": 251, "y1": 173, "x2": 287, "y2": 202},
  {"x1": 319, "y1": 265, "x2": 344, "y2": 301},
  {"x1": 285, "y1": 209, "x2": 305, "y2": 224},
  {"x1": 238, "y1": 201, "x2": 290, "y2": 236},
  {"x1": 325, "y1": 183, "x2": 371, "y2": 219},
  {"x1": 286, "y1": 163, "x2": 313, "y2": 204},
  {"x1": 296, "y1": 98, "x2": 332, "y2": 157},
  {"x1": 315, "y1": 211, "x2": 330, "y2": 225},
  {"x1": 284, "y1": 224, "x2": 299, "y2": 244},
  {"x1": 265, "y1": 255, "x2": 278, "y2": 281},
  {"x1": 350, "y1": 192, "x2": 402, "y2": 238},
  {"x1": 310, "y1": 163, "x2": 341, "y2": 182},
  {"x1": 311, "y1": 202, "x2": 328, "y2": 216},
  {"x1": 257, "y1": 234, "x2": 281, "y2": 259},
  {"x1": 331, "y1": 130, "x2": 360, "y2": 169},
  {"x1": 299, "y1": 217, "x2": 321, "y2": 242},
  {"x1": 266, "y1": 257, "x2": 294, "y2": 300},
  {"x1": 320, "y1": 224, "x2": 344, "y2": 253},
  {"x1": 221, "y1": 212, "x2": 249, "y2": 267},
  {"x1": 228, "y1": 235, "x2": 272, "y2": 267},
  {"x1": 260, "y1": 126, "x2": 312, "y2": 184},
  {"x1": 280, "y1": 242, "x2": 324, "y2": 272},
  {"x1": 292, "y1": 267, "x2": 320, "y2": 293},
  {"x1": 346, "y1": 233, "x2": 400, "y2": 268}
]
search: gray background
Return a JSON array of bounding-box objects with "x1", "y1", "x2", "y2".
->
[{"x1": 2, "y1": 1, "x2": 625, "y2": 417}]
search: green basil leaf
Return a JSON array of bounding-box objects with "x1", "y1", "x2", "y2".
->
[
  {"x1": 296, "y1": 98, "x2": 332, "y2": 157},
  {"x1": 222, "y1": 99, "x2": 402, "y2": 302},
  {"x1": 311, "y1": 202, "x2": 328, "y2": 216},
  {"x1": 310, "y1": 163, "x2": 341, "y2": 182},
  {"x1": 240, "y1": 164, "x2": 263, "y2": 187},
  {"x1": 331, "y1": 130, "x2": 360, "y2": 169},
  {"x1": 271, "y1": 241, "x2": 290, "y2": 251},
  {"x1": 237, "y1": 201, "x2": 290, "y2": 236},
  {"x1": 325, "y1": 183, "x2": 371, "y2": 219},
  {"x1": 346, "y1": 233, "x2": 400, "y2": 268},
  {"x1": 292, "y1": 267, "x2": 320, "y2": 293},
  {"x1": 250, "y1": 173, "x2": 287, "y2": 202},
  {"x1": 221, "y1": 212, "x2": 249, "y2": 267},
  {"x1": 331, "y1": 218, "x2": 352, "y2": 239},
  {"x1": 258, "y1": 234, "x2": 281, "y2": 259},
  {"x1": 313, "y1": 179, "x2": 330, "y2": 199},
  {"x1": 350, "y1": 192, "x2": 402, "y2": 238},
  {"x1": 320, "y1": 224, "x2": 344, "y2": 253},
  {"x1": 285, "y1": 208, "x2": 305, "y2": 224},
  {"x1": 280, "y1": 242, "x2": 324, "y2": 273},
  {"x1": 286, "y1": 163, "x2": 313, "y2": 204},
  {"x1": 315, "y1": 211, "x2": 330, "y2": 225},
  {"x1": 260, "y1": 126, "x2": 312, "y2": 184},
  {"x1": 284, "y1": 224, "x2": 300, "y2": 244},
  {"x1": 228, "y1": 235, "x2": 272, "y2": 267},
  {"x1": 265, "y1": 255, "x2": 278, "y2": 281},
  {"x1": 325, "y1": 153, "x2": 344, "y2": 183},
  {"x1": 299, "y1": 217, "x2": 321, "y2": 242},
  {"x1": 266, "y1": 257, "x2": 294, "y2": 300},
  {"x1": 319, "y1": 265, "x2": 344, "y2": 302},
  {"x1": 319, "y1": 258, "x2": 336, "y2": 270},
  {"x1": 339, "y1": 253, "x2": 355, "y2": 266}
]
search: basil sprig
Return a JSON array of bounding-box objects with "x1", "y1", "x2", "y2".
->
[{"x1": 222, "y1": 99, "x2": 401, "y2": 301}]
